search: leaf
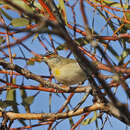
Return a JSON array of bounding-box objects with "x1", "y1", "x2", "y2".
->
[
  {"x1": 91, "y1": 0, "x2": 128, "y2": 8},
  {"x1": 33, "y1": 1, "x2": 42, "y2": 10},
  {"x1": 0, "y1": 36, "x2": 5, "y2": 44},
  {"x1": 21, "y1": 91, "x2": 40, "y2": 107},
  {"x1": 6, "y1": 79, "x2": 16, "y2": 101},
  {"x1": 107, "y1": 45, "x2": 120, "y2": 61},
  {"x1": 23, "y1": 96, "x2": 35, "y2": 105},
  {"x1": 69, "y1": 117, "x2": 74, "y2": 127},
  {"x1": 58, "y1": 0, "x2": 67, "y2": 24},
  {"x1": 27, "y1": 59, "x2": 35, "y2": 65},
  {"x1": 11, "y1": 18, "x2": 29, "y2": 27},
  {"x1": 6, "y1": 88, "x2": 16, "y2": 101},
  {"x1": 31, "y1": 33, "x2": 39, "y2": 43},
  {"x1": 5, "y1": 79, "x2": 19, "y2": 112},
  {"x1": 81, "y1": 111, "x2": 97, "y2": 125},
  {"x1": 20, "y1": 89, "x2": 30, "y2": 113},
  {"x1": 0, "y1": 8, "x2": 12, "y2": 20},
  {"x1": 124, "y1": 12, "x2": 130, "y2": 30},
  {"x1": 20, "y1": 89, "x2": 27, "y2": 99},
  {"x1": 27, "y1": 56, "x2": 42, "y2": 65},
  {"x1": 0, "y1": 0, "x2": 42, "y2": 15},
  {"x1": 0, "y1": 100, "x2": 18, "y2": 109},
  {"x1": 118, "y1": 49, "x2": 129, "y2": 65},
  {"x1": 1, "y1": 0, "x2": 33, "y2": 13},
  {"x1": 56, "y1": 37, "x2": 89, "y2": 50}
]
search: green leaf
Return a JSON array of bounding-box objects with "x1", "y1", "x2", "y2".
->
[
  {"x1": 31, "y1": 33, "x2": 39, "y2": 43},
  {"x1": 125, "y1": 12, "x2": 130, "y2": 30},
  {"x1": 27, "y1": 60, "x2": 35, "y2": 65},
  {"x1": 6, "y1": 88, "x2": 16, "y2": 101},
  {"x1": 22, "y1": 91, "x2": 40, "y2": 106},
  {"x1": 20, "y1": 89, "x2": 27, "y2": 99},
  {"x1": 35, "y1": 56, "x2": 42, "y2": 62},
  {"x1": 69, "y1": 117, "x2": 74, "y2": 127},
  {"x1": 107, "y1": 45, "x2": 120, "y2": 61},
  {"x1": 2, "y1": 0, "x2": 33, "y2": 13},
  {"x1": 0, "y1": 36, "x2": 5, "y2": 44},
  {"x1": 27, "y1": 56, "x2": 42, "y2": 65},
  {"x1": 0, "y1": 0, "x2": 42, "y2": 15},
  {"x1": 0, "y1": 100, "x2": 18, "y2": 109},
  {"x1": 91, "y1": 0, "x2": 128, "y2": 8},
  {"x1": 20, "y1": 89, "x2": 30, "y2": 113},
  {"x1": 33, "y1": 1, "x2": 42, "y2": 10},
  {"x1": 58, "y1": 0, "x2": 67, "y2": 24},
  {"x1": 118, "y1": 49, "x2": 129, "y2": 65},
  {"x1": 6, "y1": 79, "x2": 16, "y2": 101},
  {"x1": 11, "y1": 18, "x2": 29, "y2": 27},
  {"x1": 56, "y1": 37, "x2": 89, "y2": 50},
  {"x1": 6, "y1": 84, "x2": 19, "y2": 114},
  {"x1": 81, "y1": 111, "x2": 97, "y2": 125},
  {"x1": 23, "y1": 96, "x2": 35, "y2": 105},
  {"x1": 0, "y1": 8, "x2": 12, "y2": 20},
  {"x1": 6, "y1": 79, "x2": 19, "y2": 113}
]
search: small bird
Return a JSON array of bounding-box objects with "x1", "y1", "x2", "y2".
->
[{"x1": 42, "y1": 52, "x2": 87, "y2": 85}]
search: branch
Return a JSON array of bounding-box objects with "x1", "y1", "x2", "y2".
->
[
  {"x1": 0, "y1": 59, "x2": 91, "y2": 93},
  {"x1": 0, "y1": 78, "x2": 92, "y2": 93},
  {"x1": 0, "y1": 102, "x2": 129, "y2": 125}
]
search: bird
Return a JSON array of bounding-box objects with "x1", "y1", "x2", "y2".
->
[{"x1": 41, "y1": 52, "x2": 87, "y2": 85}]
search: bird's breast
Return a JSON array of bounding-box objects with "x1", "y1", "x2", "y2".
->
[{"x1": 51, "y1": 63, "x2": 86, "y2": 85}]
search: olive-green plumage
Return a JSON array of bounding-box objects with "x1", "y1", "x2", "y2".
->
[{"x1": 42, "y1": 53, "x2": 87, "y2": 85}]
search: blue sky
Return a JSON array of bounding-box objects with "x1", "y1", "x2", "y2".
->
[{"x1": 0, "y1": 0, "x2": 129, "y2": 130}]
